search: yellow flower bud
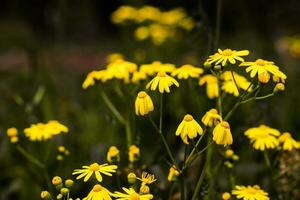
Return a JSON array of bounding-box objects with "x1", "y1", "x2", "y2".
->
[
  {"x1": 232, "y1": 155, "x2": 239, "y2": 161},
  {"x1": 274, "y1": 83, "x2": 285, "y2": 92},
  {"x1": 7, "y1": 127, "x2": 18, "y2": 137},
  {"x1": 56, "y1": 155, "x2": 64, "y2": 161},
  {"x1": 225, "y1": 149, "x2": 234, "y2": 158},
  {"x1": 60, "y1": 188, "x2": 69, "y2": 195},
  {"x1": 52, "y1": 176, "x2": 62, "y2": 186},
  {"x1": 40, "y1": 191, "x2": 51, "y2": 199},
  {"x1": 10, "y1": 136, "x2": 19, "y2": 144},
  {"x1": 204, "y1": 61, "x2": 211, "y2": 68},
  {"x1": 127, "y1": 172, "x2": 137, "y2": 184},
  {"x1": 107, "y1": 146, "x2": 120, "y2": 163},
  {"x1": 222, "y1": 192, "x2": 231, "y2": 200},
  {"x1": 224, "y1": 161, "x2": 233, "y2": 168},
  {"x1": 258, "y1": 72, "x2": 270, "y2": 84},
  {"x1": 140, "y1": 185, "x2": 150, "y2": 194},
  {"x1": 65, "y1": 179, "x2": 74, "y2": 188},
  {"x1": 57, "y1": 194, "x2": 63, "y2": 199},
  {"x1": 58, "y1": 146, "x2": 66, "y2": 152}
]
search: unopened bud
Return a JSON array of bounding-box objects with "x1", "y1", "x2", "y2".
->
[
  {"x1": 40, "y1": 191, "x2": 51, "y2": 199},
  {"x1": 127, "y1": 173, "x2": 136, "y2": 184},
  {"x1": 65, "y1": 179, "x2": 74, "y2": 188}
]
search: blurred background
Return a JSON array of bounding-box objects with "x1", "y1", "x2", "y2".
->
[{"x1": 1, "y1": 0, "x2": 300, "y2": 199}]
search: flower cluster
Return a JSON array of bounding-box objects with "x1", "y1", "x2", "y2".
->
[{"x1": 111, "y1": 5, "x2": 195, "y2": 45}]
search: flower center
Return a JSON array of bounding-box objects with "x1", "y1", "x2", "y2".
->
[
  {"x1": 92, "y1": 184, "x2": 103, "y2": 192},
  {"x1": 280, "y1": 132, "x2": 291, "y2": 141},
  {"x1": 221, "y1": 121, "x2": 230, "y2": 129},
  {"x1": 222, "y1": 49, "x2": 233, "y2": 56},
  {"x1": 184, "y1": 114, "x2": 193, "y2": 122},
  {"x1": 255, "y1": 59, "x2": 266, "y2": 66},
  {"x1": 138, "y1": 91, "x2": 147, "y2": 98},
  {"x1": 209, "y1": 109, "x2": 218, "y2": 114},
  {"x1": 129, "y1": 193, "x2": 140, "y2": 200},
  {"x1": 157, "y1": 71, "x2": 166, "y2": 77},
  {"x1": 89, "y1": 163, "x2": 100, "y2": 171},
  {"x1": 245, "y1": 188, "x2": 258, "y2": 194}
]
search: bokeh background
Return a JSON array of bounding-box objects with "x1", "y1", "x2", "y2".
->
[{"x1": 1, "y1": 0, "x2": 300, "y2": 199}]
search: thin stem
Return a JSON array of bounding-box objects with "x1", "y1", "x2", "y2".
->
[
  {"x1": 159, "y1": 93, "x2": 163, "y2": 131},
  {"x1": 191, "y1": 161, "x2": 208, "y2": 200},
  {"x1": 125, "y1": 121, "x2": 132, "y2": 148},
  {"x1": 231, "y1": 70, "x2": 241, "y2": 94},
  {"x1": 241, "y1": 93, "x2": 274, "y2": 104},
  {"x1": 186, "y1": 142, "x2": 213, "y2": 168},
  {"x1": 214, "y1": 0, "x2": 223, "y2": 49},
  {"x1": 100, "y1": 87, "x2": 126, "y2": 125},
  {"x1": 16, "y1": 145, "x2": 45, "y2": 169},
  {"x1": 264, "y1": 151, "x2": 271, "y2": 168},
  {"x1": 185, "y1": 129, "x2": 207, "y2": 166}
]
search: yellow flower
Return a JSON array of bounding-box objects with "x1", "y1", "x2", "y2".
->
[
  {"x1": 136, "y1": 6, "x2": 161, "y2": 22},
  {"x1": 137, "y1": 172, "x2": 156, "y2": 186},
  {"x1": 160, "y1": 8, "x2": 187, "y2": 26},
  {"x1": 83, "y1": 184, "x2": 112, "y2": 200},
  {"x1": 106, "y1": 53, "x2": 124, "y2": 63},
  {"x1": 134, "y1": 26, "x2": 150, "y2": 41},
  {"x1": 278, "y1": 132, "x2": 300, "y2": 151},
  {"x1": 222, "y1": 192, "x2": 231, "y2": 200},
  {"x1": 129, "y1": 145, "x2": 140, "y2": 162},
  {"x1": 7, "y1": 127, "x2": 18, "y2": 137},
  {"x1": 225, "y1": 149, "x2": 234, "y2": 158},
  {"x1": 82, "y1": 70, "x2": 112, "y2": 89},
  {"x1": 171, "y1": 64, "x2": 204, "y2": 79},
  {"x1": 140, "y1": 61, "x2": 175, "y2": 76},
  {"x1": 232, "y1": 185, "x2": 269, "y2": 200},
  {"x1": 72, "y1": 162, "x2": 117, "y2": 182},
  {"x1": 221, "y1": 71, "x2": 252, "y2": 96},
  {"x1": 212, "y1": 121, "x2": 233, "y2": 146},
  {"x1": 111, "y1": 6, "x2": 138, "y2": 24},
  {"x1": 199, "y1": 75, "x2": 219, "y2": 99},
  {"x1": 106, "y1": 59, "x2": 137, "y2": 82},
  {"x1": 149, "y1": 24, "x2": 171, "y2": 45},
  {"x1": 240, "y1": 59, "x2": 287, "y2": 83},
  {"x1": 201, "y1": 108, "x2": 222, "y2": 127},
  {"x1": 106, "y1": 146, "x2": 120, "y2": 163},
  {"x1": 244, "y1": 125, "x2": 280, "y2": 151},
  {"x1": 40, "y1": 191, "x2": 51, "y2": 199},
  {"x1": 132, "y1": 71, "x2": 147, "y2": 83},
  {"x1": 206, "y1": 49, "x2": 249, "y2": 66},
  {"x1": 146, "y1": 71, "x2": 179, "y2": 93},
  {"x1": 175, "y1": 114, "x2": 203, "y2": 144},
  {"x1": 135, "y1": 91, "x2": 154, "y2": 116},
  {"x1": 114, "y1": 187, "x2": 153, "y2": 200},
  {"x1": 52, "y1": 176, "x2": 62, "y2": 185},
  {"x1": 167, "y1": 165, "x2": 180, "y2": 182},
  {"x1": 24, "y1": 120, "x2": 68, "y2": 141}
]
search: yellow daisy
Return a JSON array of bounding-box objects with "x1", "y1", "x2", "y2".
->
[
  {"x1": 137, "y1": 172, "x2": 156, "y2": 186},
  {"x1": 72, "y1": 162, "x2": 117, "y2": 182},
  {"x1": 135, "y1": 91, "x2": 154, "y2": 116},
  {"x1": 199, "y1": 75, "x2": 219, "y2": 99},
  {"x1": 140, "y1": 61, "x2": 175, "y2": 76},
  {"x1": 106, "y1": 60, "x2": 137, "y2": 83},
  {"x1": 175, "y1": 114, "x2": 203, "y2": 144},
  {"x1": 221, "y1": 71, "x2": 252, "y2": 96},
  {"x1": 206, "y1": 49, "x2": 249, "y2": 66},
  {"x1": 244, "y1": 125, "x2": 280, "y2": 151},
  {"x1": 167, "y1": 165, "x2": 180, "y2": 182},
  {"x1": 212, "y1": 121, "x2": 233, "y2": 146},
  {"x1": 146, "y1": 71, "x2": 179, "y2": 93},
  {"x1": 278, "y1": 132, "x2": 300, "y2": 151},
  {"x1": 129, "y1": 145, "x2": 140, "y2": 162},
  {"x1": 132, "y1": 71, "x2": 147, "y2": 83},
  {"x1": 106, "y1": 146, "x2": 120, "y2": 163},
  {"x1": 232, "y1": 185, "x2": 269, "y2": 200},
  {"x1": 240, "y1": 59, "x2": 287, "y2": 83},
  {"x1": 83, "y1": 184, "x2": 112, "y2": 200},
  {"x1": 171, "y1": 64, "x2": 204, "y2": 79},
  {"x1": 201, "y1": 108, "x2": 222, "y2": 127},
  {"x1": 114, "y1": 187, "x2": 153, "y2": 200},
  {"x1": 82, "y1": 70, "x2": 113, "y2": 89}
]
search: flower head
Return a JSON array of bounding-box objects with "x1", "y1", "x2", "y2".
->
[
  {"x1": 106, "y1": 146, "x2": 120, "y2": 163},
  {"x1": 167, "y1": 165, "x2": 180, "y2": 182},
  {"x1": 83, "y1": 184, "x2": 113, "y2": 200},
  {"x1": 221, "y1": 71, "x2": 252, "y2": 96},
  {"x1": 222, "y1": 192, "x2": 231, "y2": 200},
  {"x1": 114, "y1": 187, "x2": 153, "y2": 200},
  {"x1": 137, "y1": 172, "x2": 156, "y2": 186},
  {"x1": 146, "y1": 71, "x2": 179, "y2": 93},
  {"x1": 129, "y1": 145, "x2": 140, "y2": 162},
  {"x1": 212, "y1": 121, "x2": 233, "y2": 146},
  {"x1": 24, "y1": 120, "x2": 68, "y2": 141},
  {"x1": 244, "y1": 125, "x2": 280, "y2": 151},
  {"x1": 232, "y1": 185, "x2": 269, "y2": 200},
  {"x1": 135, "y1": 91, "x2": 154, "y2": 116},
  {"x1": 201, "y1": 109, "x2": 222, "y2": 127},
  {"x1": 176, "y1": 114, "x2": 203, "y2": 144},
  {"x1": 278, "y1": 132, "x2": 300, "y2": 151},
  {"x1": 199, "y1": 75, "x2": 219, "y2": 99},
  {"x1": 72, "y1": 162, "x2": 117, "y2": 182},
  {"x1": 171, "y1": 64, "x2": 204, "y2": 79},
  {"x1": 206, "y1": 49, "x2": 249, "y2": 66},
  {"x1": 140, "y1": 61, "x2": 175, "y2": 76},
  {"x1": 82, "y1": 70, "x2": 112, "y2": 89}
]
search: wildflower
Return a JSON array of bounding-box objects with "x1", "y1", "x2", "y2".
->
[
  {"x1": 160, "y1": 8, "x2": 186, "y2": 26},
  {"x1": 60, "y1": 188, "x2": 69, "y2": 195},
  {"x1": 240, "y1": 59, "x2": 287, "y2": 83},
  {"x1": 171, "y1": 64, "x2": 204, "y2": 79},
  {"x1": 175, "y1": 114, "x2": 203, "y2": 144},
  {"x1": 244, "y1": 125, "x2": 280, "y2": 151},
  {"x1": 167, "y1": 165, "x2": 180, "y2": 182},
  {"x1": 146, "y1": 71, "x2": 179, "y2": 93},
  {"x1": 10, "y1": 136, "x2": 19, "y2": 143},
  {"x1": 132, "y1": 71, "x2": 147, "y2": 83},
  {"x1": 278, "y1": 132, "x2": 300, "y2": 151},
  {"x1": 135, "y1": 91, "x2": 154, "y2": 116},
  {"x1": 106, "y1": 146, "x2": 120, "y2": 163},
  {"x1": 82, "y1": 70, "x2": 112, "y2": 89},
  {"x1": 106, "y1": 59, "x2": 137, "y2": 82},
  {"x1": 136, "y1": 6, "x2": 161, "y2": 22},
  {"x1": 149, "y1": 24, "x2": 171, "y2": 45},
  {"x1": 7, "y1": 127, "x2": 18, "y2": 137},
  {"x1": 137, "y1": 172, "x2": 156, "y2": 186},
  {"x1": 221, "y1": 71, "x2": 252, "y2": 96},
  {"x1": 212, "y1": 121, "x2": 233, "y2": 146},
  {"x1": 72, "y1": 163, "x2": 117, "y2": 182},
  {"x1": 225, "y1": 149, "x2": 234, "y2": 158},
  {"x1": 199, "y1": 75, "x2": 219, "y2": 99},
  {"x1": 58, "y1": 146, "x2": 65, "y2": 153},
  {"x1": 127, "y1": 173, "x2": 137, "y2": 184},
  {"x1": 106, "y1": 53, "x2": 124, "y2": 63},
  {"x1": 84, "y1": 184, "x2": 112, "y2": 200},
  {"x1": 41, "y1": 191, "x2": 51, "y2": 200},
  {"x1": 24, "y1": 120, "x2": 68, "y2": 141},
  {"x1": 134, "y1": 26, "x2": 150, "y2": 41},
  {"x1": 141, "y1": 61, "x2": 175, "y2": 76},
  {"x1": 206, "y1": 49, "x2": 249, "y2": 67},
  {"x1": 222, "y1": 192, "x2": 231, "y2": 200},
  {"x1": 65, "y1": 179, "x2": 74, "y2": 188},
  {"x1": 140, "y1": 185, "x2": 150, "y2": 194},
  {"x1": 129, "y1": 145, "x2": 140, "y2": 162},
  {"x1": 274, "y1": 83, "x2": 285, "y2": 92},
  {"x1": 201, "y1": 108, "x2": 222, "y2": 127},
  {"x1": 111, "y1": 6, "x2": 138, "y2": 24},
  {"x1": 232, "y1": 185, "x2": 269, "y2": 200},
  {"x1": 114, "y1": 187, "x2": 153, "y2": 200}
]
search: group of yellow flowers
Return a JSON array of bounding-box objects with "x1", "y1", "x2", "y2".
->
[{"x1": 111, "y1": 5, "x2": 195, "y2": 45}]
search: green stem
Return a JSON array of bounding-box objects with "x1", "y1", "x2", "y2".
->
[
  {"x1": 125, "y1": 121, "x2": 132, "y2": 149},
  {"x1": 16, "y1": 145, "x2": 45, "y2": 169},
  {"x1": 264, "y1": 151, "x2": 271, "y2": 168},
  {"x1": 191, "y1": 161, "x2": 208, "y2": 200},
  {"x1": 186, "y1": 142, "x2": 213, "y2": 168},
  {"x1": 231, "y1": 70, "x2": 240, "y2": 94},
  {"x1": 185, "y1": 129, "x2": 207, "y2": 166},
  {"x1": 241, "y1": 93, "x2": 274, "y2": 104},
  {"x1": 214, "y1": 0, "x2": 223, "y2": 49}
]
